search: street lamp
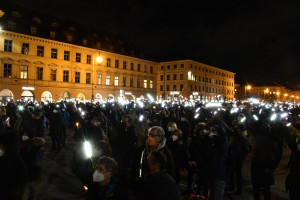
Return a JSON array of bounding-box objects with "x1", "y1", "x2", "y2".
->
[
  {"x1": 245, "y1": 85, "x2": 251, "y2": 100},
  {"x1": 92, "y1": 53, "x2": 102, "y2": 101}
]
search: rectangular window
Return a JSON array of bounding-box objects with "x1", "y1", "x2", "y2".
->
[
  {"x1": 114, "y1": 76, "x2": 119, "y2": 86},
  {"x1": 123, "y1": 61, "x2": 127, "y2": 69},
  {"x1": 150, "y1": 80, "x2": 153, "y2": 89},
  {"x1": 144, "y1": 65, "x2": 147, "y2": 73},
  {"x1": 21, "y1": 43, "x2": 29, "y2": 55},
  {"x1": 130, "y1": 78, "x2": 133, "y2": 87},
  {"x1": 63, "y1": 70, "x2": 69, "y2": 82},
  {"x1": 173, "y1": 85, "x2": 177, "y2": 91},
  {"x1": 86, "y1": 73, "x2": 91, "y2": 84},
  {"x1": 115, "y1": 60, "x2": 119, "y2": 68},
  {"x1": 167, "y1": 65, "x2": 170, "y2": 69},
  {"x1": 3, "y1": 63, "x2": 12, "y2": 78},
  {"x1": 137, "y1": 64, "x2": 141, "y2": 72},
  {"x1": 50, "y1": 69, "x2": 57, "y2": 81},
  {"x1": 160, "y1": 85, "x2": 163, "y2": 91},
  {"x1": 4, "y1": 39, "x2": 13, "y2": 52},
  {"x1": 173, "y1": 74, "x2": 177, "y2": 80},
  {"x1": 190, "y1": 85, "x2": 193, "y2": 91},
  {"x1": 75, "y1": 72, "x2": 80, "y2": 83},
  {"x1": 167, "y1": 85, "x2": 170, "y2": 91},
  {"x1": 87, "y1": 55, "x2": 91, "y2": 64},
  {"x1": 97, "y1": 74, "x2": 101, "y2": 85},
  {"x1": 20, "y1": 65, "x2": 28, "y2": 79},
  {"x1": 180, "y1": 84, "x2": 184, "y2": 91},
  {"x1": 123, "y1": 76, "x2": 126, "y2": 86},
  {"x1": 167, "y1": 75, "x2": 170, "y2": 80},
  {"x1": 137, "y1": 78, "x2": 140, "y2": 88},
  {"x1": 130, "y1": 63, "x2": 134, "y2": 70},
  {"x1": 161, "y1": 66, "x2": 164, "y2": 70},
  {"x1": 160, "y1": 75, "x2": 164, "y2": 81},
  {"x1": 106, "y1": 75, "x2": 110, "y2": 85},
  {"x1": 37, "y1": 45, "x2": 44, "y2": 57},
  {"x1": 144, "y1": 79, "x2": 147, "y2": 88},
  {"x1": 174, "y1": 64, "x2": 177, "y2": 69},
  {"x1": 76, "y1": 53, "x2": 81, "y2": 62},
  {"x1": 64, "y1": 51, "x2": 70, "y2": 61},
  {"x1": 107, "y1": 58, "x2": 111, "y2": 67},
  {"x1": 195, "y1": 85, "x2": 197, "y2": 91},
  {"x1": 180, "y1": 74, "x2": 184, "y2": 80},
  {"x1": 150, "y1": 66, "x2": 153, "y2": 73},
  {"x1": 51, "y1": 48, "x2": 57, "y2": 59},
  {"x1": 36, "y1": 67, "x2": 43, "y2": 80},
  {"x1": 181, "y1": 64, "x2": 184, "y2": 68}
]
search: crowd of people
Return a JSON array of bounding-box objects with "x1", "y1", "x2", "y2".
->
[{"x1": 0, "y1": 99, "x2": 300, "y2": 200}]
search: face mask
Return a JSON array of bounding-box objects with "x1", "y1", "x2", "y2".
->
[
  {"x1": 181, "y1": 118, "x2": 185, "y2": 121},
  {"x1": 0, "y1": 149, "x2": 5, "y2": 157},
  {"x1": 22, "y1": 135, "x2": 29, "y2": 141},
  {"x1": 203, "y1": 130, "x2": 209, "y2": 135},
  {"x1": 209, "y1": 132, "x2": 216, "y2": 138},
  {"x1": 168, "y1": 127, "x2": 172, "y2": 132},
  {"x1": 93, "y1": 170, "x2": 104, "y2": 182},
  {"x1": 172, "y1": 135, "x2": 179, "y2": 141},
  {"x1": 147, "y1": 137, "x2": 157, "y2": 147},
  {"x1": 93, "y1": 149, "x2": 102, "y2": 157}
]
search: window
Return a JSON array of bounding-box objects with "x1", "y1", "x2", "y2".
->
[
  {"x1": 195, "y1": 85, "x2": 197, "y2": 91},
  {"x1": 167, "y1": 65, "x2": 170, "y2": 69},
  {"x1": 115, "y1": 60, "x2": 119, "y2": 68},
  {"x1": 123, "y1": 76, "x2": 126, "y2": 86},
  {"x1": 20, "y1": 65, "x2": 28, "y2": 79},
  {"x1": 123, "y1": 61, "x2": 127, "y2": 69},
  {"x1": 167, "y1": 75, "x2": 170, "y2": 80},
  {"x1": 144, "y1": 80, "x2": 147, "y2": 88},
  {"x1": 31, "y1": 26, "x2": 37, "y2": 34},
  {"x1": 181, "y1": 64, "x2": 184, "y2": 68},
  {"x1": 21, "y1": 43, "x2": 29, "y2": 55},
  {"x1": 167, "y1": 85, "x2": 170, "y2": 91},
  {"x1": 160, "y1": 75, "x2": 164, "y2": 81},
  {"x1": 195, "y1": 76, "x2": 197, "y2": 81},
  {"x1": 87, "y1": 55, "x2": 91, "y2": 64},
  {"x1": 150, "y1": 80, "x2": 153, "y2": 88},
  {"x1": 190, "y1": 64, "x2": 193, "y2": 69},
  {"x1": 180, "y1": 74, "x2": 184, "y2": 80},
  {"x1": 106, "y1": 75, "x2": 110, "y2": 85},
  {"x1": 174, "y1": 64, "x2": 177, "y2": 69},
  {"x1": 63, "y1": 70, "x2": 69, "y2": 82},
  {"x1": 130, "y1": 63, "x2": 134, "y2": 70},
  {"x1": 137, "y1": 78, "x2": 140, "y2": 88},
  {"x1": 199, "y1": 76, "x2": 201, "y2": 82},
  {"x1": 86, "y1": 73, "x2": 91, "y2": 84},
  {"x1": 130, "y1": 78, "x2": 133, "y2": 87},
  {"x1": 64, "y1": 51, "x2": 70, "y2": 61},
  {"x1": 76, "y1": 53, "x2": 81, "y2": 62},
  {"x1": 107, "y1": 58, "x2": 111, "y2": 67},
  {"x1": 50, "y1": 69, "x2": 57, "y2": 81},
  {"x1": 114, "y1": 76, "x2": 119, "y2": 86},
  {"x1": 188, "y1": 71, "x2": 192, "y2": 80},
  {"x1": 161, "y1": 66, "x2": 164, "y2": 70},
  {"x1": 51, "y1": 48, "x2": 57, "y2": 59},
  {"x1": 36, "y1": 67, "x2": 43, "y2": 80},
  {"x1": 75, "y1": 72, "x2": 80, "y2": 83},
  {"x1": 137, "y1": 64, "x2": 141, "y2": 72},
  {"x1": 173, "y1": 85, "x2": 177, "y2": 91},
  {"x1": 180, "y1": 84, "x2": 184, "y2": 91},
  {"x1": 144, "y1": 65, "x2": 147, "y2": 73},
  {"x1": 173, "y1": 74, "x2": 177, "y2": 80},
  {"x1": 97, "y1": 74, "x2": 101, "y2": 85},
  {"x1": 160, "y1": 85, "x2": 163, "y2": 91},
  {"x1": 190, "y1": 85, "x2": 193, "y2": 91},
  {"x1": 150, "y1": 66, "x2": 153, "y2": 73},
  {"x1": 3, "y1": 63, "x2": 12, "y2": 78},
  {"x1": 4, "y1": 39, "x2": 13, "y2": 52},
  {"x1": 37, "y1": 46, "x2": 44, "y2": 57}
]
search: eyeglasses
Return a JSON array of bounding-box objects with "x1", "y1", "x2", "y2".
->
[{"x1": 147, "y1": 133, "x2": 159, "y2": 138}]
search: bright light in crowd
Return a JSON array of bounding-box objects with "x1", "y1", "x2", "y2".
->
[
  {"x1": 240, "y1": 117, "x2": 246, "y2": 123},
  {"x1": 259, "y1": 109, "x2": 262, "y2": 115},
  {"x1": 81, "y1": 111, "x2": 85, "y2": 116},
  {"x1": 18, "y1": 105, "x2": 24, "y2": 111},
  {"x1": 253, "y1": 115, "x2": 259, "y2": 121},
  {"x1": 205, "y1": 102, "x2": 221, "y2": 108},
  {"x1": 147, "y1": 94, "x2": 154, "y2": 102},
  {"x1": 84, "y1": 141, "x2": 92, "y2": 158},
  {"x1": 286, "y1": 123, "x2": 291, "y2": 127},
  {"x1": 137, "y1": 100, "x2": 144, "y2": 108},
  {"x1": 270, "y1": 114, "x2": 277, "y2": 121},
  {"x1": 280, "y1": 113, "x2": 288, "y2": 118},
  {"x1": 139, "y1": 115, "x2": 144, "y2": 122},
  {"x1": 194, "y1": 113, "x2": 199, "y2": 119},
  {"x1": 195, "y1": 107, "x2": 200, "y2": 112}
]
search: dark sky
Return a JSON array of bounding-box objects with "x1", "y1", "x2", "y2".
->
[{"x1": 5, "y1": 0, "x2": 300, "y2": 89}]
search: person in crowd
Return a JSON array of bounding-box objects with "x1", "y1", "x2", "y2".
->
[
  {"x1": 136, "y1": 113, "x2": 150, "y2": 148},
  {"x1": 60, "y1": 105, "x2": 70, "y2": 147},
  {"x1": 26, "y1": 110, "x2": 46, "y2": 138},
  {"x1": 166, "y1": 121, "x2": 177, "y2": 139},
  {"x1": 49, "y1": 108, "x2": 62, "y2": 152}
]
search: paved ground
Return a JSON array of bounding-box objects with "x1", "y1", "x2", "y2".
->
[{"x1": 34, "y1": 129, "x2": 291, "y2": 200}]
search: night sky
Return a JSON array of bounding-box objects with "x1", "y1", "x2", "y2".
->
[{"x1": 4, "y1": 0, "x2": 300, "y2": 90}]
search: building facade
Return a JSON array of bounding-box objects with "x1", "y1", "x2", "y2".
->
[
  {"x1": 0, "y1": 30, "x2": 157, "y2": 102},
  {"x1": 157, "y1": 60, "x2": 235, "y2": 101}
]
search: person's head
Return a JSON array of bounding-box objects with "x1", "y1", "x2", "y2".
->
[
  {"x1": 193, "y1": 122, "x2": 207, "y2": 136},
  {"x1": 90, "y1": 115, "x2": 100, "y2": 127},
  {"x1": 147, "y1": 151, "x2": 166, "y2": 175},
  {"x1": 93, "y1": 156, "x2": 118, "y2": 186},
  {"x1": 122, "y1": 115, "x2": 134, "y2": 127},
  {"x1": 147, "y1": 126, "x2": 165, "y2": 148},
  {"x1": 170, "y1": 129, "x2": 182, "y2": 141},
  {"x1": 167, "y1": 122, "x2": 177, "y2": 132},
  {"x1": 32, "y1": 110, "x2": 42, "y2": 120}
]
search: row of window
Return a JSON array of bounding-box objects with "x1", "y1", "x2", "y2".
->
[
  {"x1": 2, "y1": 63, "x2": 154, "y2": 88},
  {"x1": 3, "y1": 39, "x2": 154, "y2": 73},
  {"x1": 160, "y1": 84, "x2": 234, "y2": 95},
  {"x1": 160, "y1": 64, "x2": 234, "y2": 78}
]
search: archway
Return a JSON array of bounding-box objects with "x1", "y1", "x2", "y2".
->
[
  {"x1": 41, "y1": 91, "x2": 53, "y2": 102},
  {"x1": 77, "y1": 93, "x2": 85, "y2": 101},
  {"x1": 60, "y1": 91, "x2": 71, "y2": 101},
  {"x1": 0, "y1": 89, "x2": 14, "y2": 100},
  {"x1": 21, "y1": 91, "x2": 34, "y2": 102}
]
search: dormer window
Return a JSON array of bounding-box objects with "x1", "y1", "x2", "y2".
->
[
  {"x1": 67, "y1": 34, "x2": 73, "y2": 42},
  {"x1": 8, "y1": 21, "x2": 16, "y2": 30},
  {"x1": 31, "y1": 26, "x2": 37, "y2": 34},
  {"x1": 50, "y1": 31, "x2": 56, "y2": 39},
  {"x1": 83, "y1": 39, "x2": 87, "y2": 46}
]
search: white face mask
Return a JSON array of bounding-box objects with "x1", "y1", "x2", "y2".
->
[
  {"x1": 172, "y1": 135, "x2": 179, "y2": 141},
  {"x1": 208, "y1": 132, "x2": 216, "y2": 138},
  {"x1": 93, "y1": 170, "x2": 104, "y2": 182},
  {"x1": 168, "y1": 127, "x2": 173, "y2": 132},
  {"x1": 203, "y1": 130, "x2": 209, "y2": 135},
  {"x1": 0, "y1": 149, "x2": 5, "y2": 157},
  {"x1": 22, "y1": 135, "x2": 29, "y2": 141}
]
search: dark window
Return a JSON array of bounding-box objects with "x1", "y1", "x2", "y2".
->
[
  {"x1": 173, "y1": 85, "x2": 177, "y2": 91},
  {"x1": 115, "y1": 60, "x2": 119, "y2": 68},
  {"x1": 63, "y1": 70, "x2": 69, "y2": 82},
  {"x1": 21, "y1": 43, "x2": 29, "y2": 55},
  {"x1": 36, "y1": 67, "x2": 43, "y2": 80},
  {"x1": 167, "y1": 75, "x2": 170, "y2": 80},
  {"x1": 160, "y1": 85, "x2": 163, "y2": 91},
  {"x1": 137, "y1": 78, "x2": 140, "y2": 88},
  {"x1": 3, "y1": 63, "x2": 12, "y2": 78},
  {"x1": 137, "y1": 64, "x2": 141, "y2": 72},
  {"x1": 76, "y1": 53, "x2": 81, "y2": 62},
  {"x1": 181, "y1": 64, "x2": 184, "y2": 68},
  {"x1": 161, "y1": 66, "x2": 164, "y2": 70},
  {"x1": 75, "y1": 72, "x2": 80, "y2": 83},
  {"x1": 64, "y1": 51, "x2": 70, "y2": 61},
  {"x1": 50, "y1": 69, "x2": 56, "y2": 81},
  {"x1": 87, "y1": 55, "x2": 91, "y2": 64},
  {"x1": 130, "y1": 78, "x2": 133, "y2": 87},
  {"x1": 167, "y1": 85, "x2": 170, "y2": 91},
  {"x1": 173, "y1": 74, "x2": 177, "y2": 80},
  {"x1": 180, "y1": 74, "x2": 184, "y2": 80},
  {"x1": 160, "y1": 75, "x2": 164, "y2": 81},
  {"x1": 37, "y1": 46, "x2": 44, "y2": 57},
  {"x1": 123, "y1": 76, "x2": 126, "y2": 86},
  {"x1": 180, "y1": 84, "x2": 184, "y2": 91},
  {"x1": 167, "y1": 65, "x2": 170, "y2": 69},
  {"x1": 107, "y1": 58, "x2": 111, "y2": 67},
  {"x1": 123, "y1": 61, "x2": 127, "y2": 69},
  {"x1": 86, "y1": 73, "x2": 91, "y2": 84},
  {"x1": 174, "y1": 64, "x2": 177, "y2": 69},
  {"x1": 144, "y1": 65, "x2": 147, "y2": 73},
  {"x1": 130, "y1": 63, "x2": 134, "y2": 70},
  {"x1": 150, "y1": 66, "x2": 153, "y2": 73},
  {"x1": 51, "y1": 48, "x2": 57, "y2": 59},
  {"x1": 4, "y1": 39, "x2": 13, "y2": 52}
]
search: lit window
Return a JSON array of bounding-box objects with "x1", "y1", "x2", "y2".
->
[
  {"x1": 106, "y1": 75, "x2": 110, "y2": 85},
  {"x1": 97, "y1": 74, "x2": 101, "y2": 85},
  {"x1": 144, "y1": 80, "x2": 147, "y2": 88},
  {"x1": 20, "y1": 65, "x2": 28, "y2": 79},
  {"x1": 114, "y1": 76, "x2": 119, "y2": 86},
  {"x1": 150, "y1": 80, "x2": 153, "y2": 89}
]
